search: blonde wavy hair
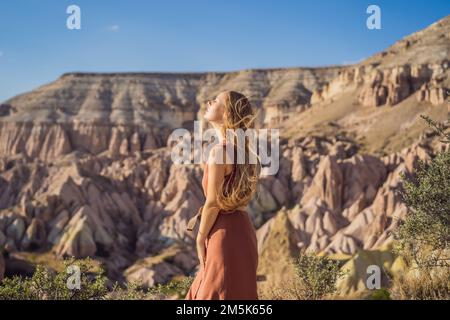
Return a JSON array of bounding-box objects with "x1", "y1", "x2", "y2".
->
[{"x1": 215, "y1": 91, "x2": 261, "y2": 211}]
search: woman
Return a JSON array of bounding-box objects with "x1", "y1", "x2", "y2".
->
[{"x1": 185, "y1": 91, "x2": 260, "y2": 300}]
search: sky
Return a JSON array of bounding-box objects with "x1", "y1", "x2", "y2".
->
[{"x1": 0, "y1": 0, "x2": 449, "y2": 102}]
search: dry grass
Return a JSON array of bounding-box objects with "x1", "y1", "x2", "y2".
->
[
  {"x1": 282, "y1": 89, "x2": 448, "y2": 156},
  {"x1": 9, "y1": 251, "x2": 103, "y2": 273},
  {"x1": 260, "y1": 279, "x2": 343, "y2": 300},
  {"x1": 258, "y1": 252, "x2": 345, "y2": 300},
  {"x1": 390, "y1": 268, "x2": 450, "y2": 300}
]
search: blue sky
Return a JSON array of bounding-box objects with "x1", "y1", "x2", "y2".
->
[{"x1": 0, "y1": 0, "x2": 449, "y2": 102}]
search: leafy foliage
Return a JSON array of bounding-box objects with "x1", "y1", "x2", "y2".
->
[
  {"x1": 396, "y1": 116, "x2": 450, "y2": 269},
  {"x1": 147, "y1": 276, "x2": 193, "y2": 298},
  {"x1": 107, "y1": 276, "x2": 194, "y2": 300},
  {"x1": 392, "y1": 115, "x2": 450, "y2": 300},
  {"x1": 0, "y1": 257, "x2": 194, "y2": 300},
  {"x1": 0, "y1": 258, "x2": 107, "y2": 300},
  {"x1": 368, "y1": 288, "x2": 391, "y2": 300},
  {"x1": 289, "y1": 253, "x2": 344, "y2": 300}
]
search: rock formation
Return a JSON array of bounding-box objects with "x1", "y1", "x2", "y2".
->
[{"x1": 0, "y1": 15, "x2": 449, "y2": 290}]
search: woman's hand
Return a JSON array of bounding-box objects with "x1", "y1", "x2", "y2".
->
[{"x1": 196, "y1": 235, "x2": 206, "y2": 271}]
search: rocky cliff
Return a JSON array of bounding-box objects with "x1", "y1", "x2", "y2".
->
[
  {"x1": 0, "y1": 67, "x2": 341, "y2": 162},
  {"x1": 0, "y1": 15, "x2": 449, "y2": 289}
]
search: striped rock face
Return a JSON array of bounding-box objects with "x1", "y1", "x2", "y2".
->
[{"x1": 0, "y1": 16, "x2": 448, "y2": 289}]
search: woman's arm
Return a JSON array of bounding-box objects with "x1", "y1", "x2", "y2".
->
[{"x1": 196, "y1": 146, "x2": 227, "y2": 268}]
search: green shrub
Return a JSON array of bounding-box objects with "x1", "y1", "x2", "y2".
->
[
  {"x1": 107, "y1": 276, "x2": 194, "y2": 300},
  {"x1": 289, "y1": 253, "x2": 344, "y2": 300},
  {"x1": 393, "y1": 115, "x2": 450, "y2": 300},
  {"x1": 368, "y1": 288, "x2": 391, "y2": 300},
  {"x1": 0, "y1": 258, "x2": 107, "y2": 300},
  {"x1": 147, "y1": 276, "x2": 194, "y2": 298},
  {"x1": 0, "y1": 256, "x2": 194, "y2": 300},
  {"x1": 396, "y1": 115, "x2": 450, "y2": 270}
]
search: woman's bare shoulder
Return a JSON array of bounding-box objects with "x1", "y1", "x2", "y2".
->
[{"x1": 205, "y1": 144, "x2": 233, "y2": 175}]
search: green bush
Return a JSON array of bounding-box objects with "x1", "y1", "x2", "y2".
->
[
  {"x1": 289, "y1": 253, "x2": 344, "y2": 300},
  {"x1": 368, "y1": 288, "x2": 391, "y2": 300},
  {"x1": 0, "y1": 258, "x2": 107, "y2": 300},
  {"x1": 0, "y1": 257, "x2": 194, "y2": 300},
  {"x1": 107, "y1": 276, "x2": 194, "y2": 300},
  {"x1": 148, "y1": 276, "x2": 194, "y2": 298},
  {"x1": 392, "y1": 115, "x2": 450, "y2": 300},
  {"x1": 396, "y1": 115, "x2": 450, "y2": 270},
  {"x1": 107, "y1": 281, "x2": 152, "y2": 300}
]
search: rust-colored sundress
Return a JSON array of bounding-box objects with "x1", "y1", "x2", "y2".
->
[{"x1": 185, "y1": 145, "x2": 258, "y2": 300}]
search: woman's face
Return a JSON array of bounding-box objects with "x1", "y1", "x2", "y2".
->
[{"x1": 204, "y1": 92, "x2": 227, "y2": 123}]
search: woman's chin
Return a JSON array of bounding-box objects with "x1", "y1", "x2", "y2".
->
[
  {"x1": 204, "y1": 113, "x2": 215, "y2": 122},
  {"x1": 204, "y1": 113, "x2": 222, "y2": 123}
]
